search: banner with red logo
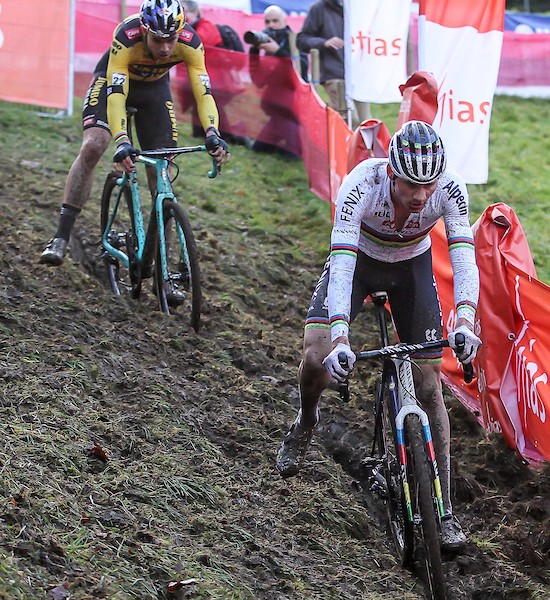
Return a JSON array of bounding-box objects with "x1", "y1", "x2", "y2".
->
[
  {"x1": 431, "y1": 205, "x2": 549, "y2": 464},
  {"x1": 0, "y1": 0, "x2": 74, "y2": 111},
  {"x1": 418, "y1": 0, "x2": 505, "y2": 184},
  {"x1": 344, "y1": 0, "x2": 412, "y2": 104},
  {"x1": 502, "y1": 265, "x2": 550, "y2": 461}
]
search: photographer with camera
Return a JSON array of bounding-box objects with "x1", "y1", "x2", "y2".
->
[
  {"x1": 245, "y1": 5, "x2": 308, "y2": 79},
  {"x1": 245, "y1": 5, "x2": 307, "y2": 156}
]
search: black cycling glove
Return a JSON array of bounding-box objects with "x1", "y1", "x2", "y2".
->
[
  {"x1": 205, "y1": 133, "x2": 229, "y2": 153},
  {"x1": 113, "y1": 142, "x2": 139, "y2": 163}
]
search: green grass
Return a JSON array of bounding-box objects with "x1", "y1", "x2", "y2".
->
[
  {"x1": 178, "y1": 94, "x2": 550, "y2": 281},
  {"x1": 1, "y1": 93, "x2": 548, "y2": 282}
]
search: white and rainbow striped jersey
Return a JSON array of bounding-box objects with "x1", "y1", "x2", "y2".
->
[{"x1": 328, "y1": 158, "x2": 479, "y2": 341}]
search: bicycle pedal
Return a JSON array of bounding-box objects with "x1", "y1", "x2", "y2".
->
[
  {"x1": 370, "y1": 480, "x2": 387, "y2": 498},
  {"x1": 361, "y1": 456, "x2": 384, "y2": 473},
  {"x1": 362, "y1": 457, "x2": 388, "y2": 497}
]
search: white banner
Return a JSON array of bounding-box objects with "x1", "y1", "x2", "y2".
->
[
  {"x1": 344, "y1": 0, "x2": 412, "y2": 104},
  {"x1": 418, "y1": 0, "x2": 505, "y2": 184}
]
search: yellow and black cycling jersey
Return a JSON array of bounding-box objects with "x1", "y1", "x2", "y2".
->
[{"x1": 105, "y1": 14, "x2": 219, "y2": 145}]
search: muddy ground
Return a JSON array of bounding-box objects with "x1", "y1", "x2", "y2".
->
[{"x1": 0, "y1": 117, "x2": 549, "y2": 599}]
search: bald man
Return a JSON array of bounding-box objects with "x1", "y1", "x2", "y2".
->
[{"x1": 248, "y1": 4, "x2": 308, "y2": 79}]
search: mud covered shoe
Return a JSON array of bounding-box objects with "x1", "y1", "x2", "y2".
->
[
  {"x1": 165, "y1": 289, "x2": 185, "y2": 307},
  {"x1": 39, "y1": 238, "x2": 68, "y2": 266},
  {"x1": 440, "y1": 514, "x2": 467, "y2": 552},
  {"x1": 276, "y1": 412, "x2": 318, "y2": 478},
  {"x1": 151, "y1": 280, "x2": 185, "y2": 307}
]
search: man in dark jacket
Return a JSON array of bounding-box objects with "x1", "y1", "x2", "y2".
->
[
  {"x1": 248, "y1": 5, "x2": 308, "y2": 81},
  {"x1": 247, "y1": 5, "x2": 307, "y2": 156},
  {"x1": 296, "y1": 0, "x2": 369, "y2": 128}
]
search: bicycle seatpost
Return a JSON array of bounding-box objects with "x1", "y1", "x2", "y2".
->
[
  {"x1": 337, "y1": 353, "x2": 351, "y2": 402},
  {"x1": 454, "y1": 332, "x2": 475, "y2": 383}
]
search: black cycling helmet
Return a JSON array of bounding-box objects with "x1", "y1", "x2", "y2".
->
[
  {"x1": 388, "y1": 120, "x2": 447, "y2": 184},
  {"x1": 140, "y1": 0, "x2": 185, "y2": 37}
]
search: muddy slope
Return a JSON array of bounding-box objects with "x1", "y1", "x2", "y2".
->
[{"x1": 0, "y1": 142, "x2": 549, "y2": 600}]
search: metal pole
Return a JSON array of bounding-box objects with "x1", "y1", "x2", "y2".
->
[
  {"x1": 67, "y1": 0, "x2": 75, "y2": 116},
  {"x1": 524, "y1": 0, "x2": 530, "y2": 12}
]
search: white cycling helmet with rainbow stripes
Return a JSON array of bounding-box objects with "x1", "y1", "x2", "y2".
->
[{"x1": 388, "y1": 120, "x2": 447, "y2": 184}]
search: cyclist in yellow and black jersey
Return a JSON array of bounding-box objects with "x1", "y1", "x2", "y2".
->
[{"x1": 40, "y1": 0, "x2": 230, "y2": 266}]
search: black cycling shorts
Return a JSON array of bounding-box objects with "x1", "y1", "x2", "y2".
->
[
  {"x1": 81, "y1": 52, "x2": 178, "y2": 150},
  {"x1": 306, "y1": 248, "x2": 443, "y2": 361}
]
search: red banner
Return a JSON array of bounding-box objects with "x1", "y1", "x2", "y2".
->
[
  {"x1": 433, "y1": 206, "x2": 549, "y2": 464},
  {"x1": 0, "y1": 0, "x2": 73, "y2": 110},
  {"x1": 498, "y1": 32, "x2": 550, "y2": 88}
]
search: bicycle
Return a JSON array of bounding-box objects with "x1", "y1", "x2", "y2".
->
[
  {"x1": 100, "y1": 108, "x2": 219, "y2": 332},
  {"x1": 338, "y1": 291, "x2": 473, "y2": 600}
]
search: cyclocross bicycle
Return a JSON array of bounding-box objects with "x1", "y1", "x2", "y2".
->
[
  {"x1": 338, "y1": 291, "x2": 473, "y2": 600},
  {"x1": 100, "y1": 109, "x2": 218, "y2": 332}
]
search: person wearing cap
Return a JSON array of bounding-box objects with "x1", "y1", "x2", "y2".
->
[{"x1": 276, "y1": 120, "x2": 481, "y2": 552}]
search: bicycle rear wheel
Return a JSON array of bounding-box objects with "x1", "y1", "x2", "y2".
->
[
  {"x1": 100, "y1": 172, "x2": 141, "y2": 299},
  {"x1": 405, "y1": 414, "x2": 446, "y2": 600},
  {"x1": 376, "y1": 375, "x2": 414, "y2": 565},
  {"x1": 154, "y1": 200, "x2": 202, "y2": 331}
]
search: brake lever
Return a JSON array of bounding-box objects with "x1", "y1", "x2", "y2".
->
[
  {"x1": 337, "y1": 352, "x2": 351, "y2": 402},
  {"x1": 208, "y1": 157, "x2": 220, "y2": 179},
  {"x1": 454, "y1": 332, "x2": 475, "y2": 384}
]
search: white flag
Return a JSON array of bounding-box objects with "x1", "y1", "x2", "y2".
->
[
  {"x1": 418, "y1": 0, "x2": 505, "y2": 184},
  {"x1": 344, "y1": 0, "x2": 412, "y2": 104}
]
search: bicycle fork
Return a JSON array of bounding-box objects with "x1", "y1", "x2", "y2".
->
[{"x1": 393, "y1": 357, "x2": 445, "y2": 522}]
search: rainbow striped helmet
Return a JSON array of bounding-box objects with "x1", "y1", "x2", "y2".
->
[{"x1": 389, "y1": 120, "x2": 447, "y2": 184}]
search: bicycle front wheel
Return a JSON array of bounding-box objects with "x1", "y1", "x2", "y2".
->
[
  {"x1": 405, "y1": 415, "x2": 446, "y2": 600},
  {"x1": 154, "y1": 200, "x2": 202, "y2": 331},
  {"x1": 100, "y1": 172, "x2": 141, "y2": 299}
]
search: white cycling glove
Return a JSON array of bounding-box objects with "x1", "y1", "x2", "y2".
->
[
  {"x1": 448, "y1": 325, "x2": 482, "y2": 364},
  {"x1": 323, "y1": 343, "x2": 356, "y2": 383}
]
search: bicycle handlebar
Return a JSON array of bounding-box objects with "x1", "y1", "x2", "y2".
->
[
  {"x1": 137, "y1": 145, "x2": 220, "y2": 178},
  {"x1": 337, "y1": 333, "x2": 474, "y2": 399}
]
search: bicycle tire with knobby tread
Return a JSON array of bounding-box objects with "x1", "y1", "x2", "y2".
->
[
  {"x1": 155, "y1": 199, "x2": 202, "y2": 332},
  {"x1": 405, "y1": 414, "x2": 446, "y2": 600},
  {"x1": 100, "y1": 172, "x2": 141, "y2": 299}
]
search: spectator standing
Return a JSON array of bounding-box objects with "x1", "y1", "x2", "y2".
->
[
  {"x1": 181, "y1": 1, "x2": 223, "y2": 138},
  {"x1": 297, "y1": 0, "x2": 370, "y2": 128},
  {"x1": 248, "y1": 5, "x2": 308, "y2": 81},
  {"x1": 181, "y1": 0, "x2": 223, "y2": 47},
  {"x1": 247, "y1": 5, "x2": 307, "y2": 156}
]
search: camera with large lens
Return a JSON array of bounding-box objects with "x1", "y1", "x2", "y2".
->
[{"x1": 244, "y1": 30, "x2": 272, "y2": 46}]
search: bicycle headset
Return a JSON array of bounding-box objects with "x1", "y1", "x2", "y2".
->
[
  {"x1": 388, "y1": 120, "x2": 447, "y2": 184},
  {"x1": 140, "y1": 0, "x2": 185, "y2": 37}
]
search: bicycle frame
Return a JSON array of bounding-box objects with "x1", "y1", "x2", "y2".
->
[
  {"x1": 366, "y1": 292, "x2": 445, "y2": 524},
  {"x1": 102, "y1": 101, "x2": 218, "y2": 287},
  {"x1": 340, "y1": 292, "x2": 472, "y2": 598},
  {"x1": 102, "y1": 146, "x2": 214, "y2": 288},
  {"x1": 390, "y1": 355, "x2": 445, "y2": 522}
]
